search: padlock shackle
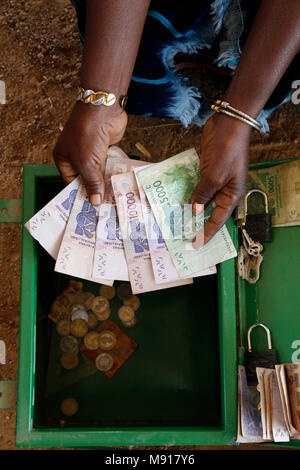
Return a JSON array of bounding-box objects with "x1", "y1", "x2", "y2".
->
[
  {"x1": 247, "y1": 322, "x2": 272, "y2": 352},
  {"x1": 244, "y1": 189, "x2": 269, "y2": 218}
]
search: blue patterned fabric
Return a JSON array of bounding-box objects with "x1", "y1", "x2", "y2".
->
[{"x1": 71, "y1": 0, "x2": 300, "y2": 132}]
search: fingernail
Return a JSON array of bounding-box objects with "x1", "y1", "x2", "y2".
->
[
  {"x1": 193, "y1": 203, "x2": 204, "y2": 215},
  {"x1": 90, "y1": 193, "x2": 102, "y2": 207},
  {"x1": 192, "y1": 230, "x2": 204, "y2": 250}
]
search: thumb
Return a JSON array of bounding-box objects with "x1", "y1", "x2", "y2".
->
[
  {"x1": 79, "y1": 163, "x2": 105, "y2": 207},
  {"x1": 191, "y1": 176, "x2": 217, "y2": 209}
]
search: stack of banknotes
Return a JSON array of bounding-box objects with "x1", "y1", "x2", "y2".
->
[
  {"x1": 238, "y1": 363, "x2": 300, "y2": 443},
  {"x1": 235, "y1": 159, "x2": 300, "y2": 227},
  {"x1": 25, "y1": 146, "x2": 237, "y2": 294}
]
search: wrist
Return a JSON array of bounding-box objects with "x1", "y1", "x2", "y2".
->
[{"x1": 210, "y1": 111, "x2": 252, "y2": 139}]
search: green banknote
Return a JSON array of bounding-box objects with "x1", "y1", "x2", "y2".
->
[
  {"x1": 236, "y1": 160, "x2": 300, "y2": 227},
  {"x1": 136, "y1": 148, "x2": 237, "y2": 277}
]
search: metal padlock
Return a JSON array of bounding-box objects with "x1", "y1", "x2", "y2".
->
[
  {"x1": 244, "y1": 323, "x2": 278, "y2": 385},
  {"x1": 243, "y1": 189, "x2": 272, "y2": 242}
]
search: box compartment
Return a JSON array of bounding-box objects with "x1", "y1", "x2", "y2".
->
[{"x1": 16, "y1": 165, "x2": 237, "y2": 447}]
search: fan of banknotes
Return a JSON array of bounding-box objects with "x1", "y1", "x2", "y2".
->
[
  {"x1": 25, "y1": 146, "x2": 237, "y2": 294},
  {"x1": 238, "y1": 364, "x2": 300, "y2": 443}
]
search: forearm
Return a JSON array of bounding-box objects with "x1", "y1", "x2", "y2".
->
[
  {"x1": 80, "y1": 0, "x2": 150, "y2": 101},
  {"x1": 224, "y1": 0, "x2": 300, "y2": 118}
]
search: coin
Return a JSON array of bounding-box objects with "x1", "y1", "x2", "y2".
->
[
  {"x1": 60, "y1": 335, "x2": 79, "y2": 354},
  {"x1": 99, "y1": 285, "x2": 116, "y2": 300},
  {"x1": 117, "y1": 283, "x2": 132, "y2": 300},
  {"x1": 91, "y1": 296, "x2": 110, "y2": 320},
  {"x1": 84, "y1": 292, "x2": 95, "y2": 310},
  {"x1": 87, "y1": 312, "x2": 98, "y2": 329},
  {"x1": 71, "y1": 310, "x2": 89, "y2": 322},
  {"x1": 61, "y1": 398, "x2": 78, "y2": 416},
  {"x1": 60, "y1": 352, "x2": 79, "y2": 370},
  {"x1": 70, "y1": 303, "x2": 87, "y2": 314},
  {"x1": 70, "y1": 318, "x2": 88, "y2": 338},
  {"x1": 95, "y1": 352, "x2": 114, "y2": 371},
  {"x1": 68, "y1": 279, "x2": 83, "y2": 292},
  {"x1": 98, "y1": 330, "x2": 117, "y2": 350},
  {"x1": 118, "y1": 306, "x2": 135, "y2": 323},
  {"x1": 73, "y1": 291, "x2": 89, "y2": 305},
  {"x1": 123, "y1": 295, "x2": 140, "y2": 311},
  {"x1": 122, "y1": 318, "x2": 137, "y2": 328},
  {"x1": 84, "y1": 331, "x2": 100, "y2": 350},
  {"x1": 56, "y1": 319, "x2": 71, "y2": 336}
]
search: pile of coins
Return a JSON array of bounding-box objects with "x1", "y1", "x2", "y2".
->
[
  {"x1": 52, "y1": 281, "x2": 140, "y2": 417},
  {"x1": 56, "y1": 289, "x2": 97, "y2": 370},
  {"x1": 53, "y1": 282, "x2": 140, "y2": 373}
]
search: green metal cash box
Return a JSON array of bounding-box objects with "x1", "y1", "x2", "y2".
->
[{"x1": 15, "y1": 159, "x2": 300, "y2": 448}]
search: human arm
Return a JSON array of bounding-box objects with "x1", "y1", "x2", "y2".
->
[
  {"x1": 191, "y1": 0, "x2": 300, "y2": 247},
  {"x1": 53, "y1": 0, "x2": 150, "y2": 205}
]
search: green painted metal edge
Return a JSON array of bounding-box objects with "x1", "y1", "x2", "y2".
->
[
  {"x1": 16, "y1": 165, "x2": 59, "y2": 446},
  {"x1": 16, "y1": 164, "x2": 237, "y2": 447},
  {"x1": 0, "y1": 199, "x2": 22, "y2": 223}
]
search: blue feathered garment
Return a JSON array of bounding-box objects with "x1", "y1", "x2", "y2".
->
[{"x1": 71, "y1": 0, "x2": 300, "y2": 133}]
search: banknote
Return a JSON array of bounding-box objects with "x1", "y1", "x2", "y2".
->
[
  {"x1": 270, "y1": 370, "x2": 290, "y2": 442},
  {"x1": 275, "y1": 364, "x2": 300, "y2": 437},
  {"x1": 136, "y1": 148, "x2": 237, "y2": 278},
  {"x1": 93, "y1": 157, "x2": 149, "y2": 281},
  {"x1": 55, "y1": 182, "x2": 113, "y2": 286},
  {"x1": 133, "y1": 165, "x2": 217, "y2": 283},
  {"x1": 263, "y1": 368, "x2": 274, "y2": 440},
  {"x1": 25, "y1": 176, "x2": 80, "y2": 259},
  {"x1": 285, "y1": 363, "x2": 300, "y2": 432},
  {"x1": 256, "y1": 367, "x2": 268, "y2": 440},
  {"x1": 235, "y1": 160, "x2": 300, "y2": 227},
  {"x1": 237, "y1": 365, "x2": 264, "y2": 442},
  {"x1": 111, "y1": 171, "x2": 193, "y2": 294},
  {"x1": 24, "y1": 146, "x2": 126, "y2": 261}
]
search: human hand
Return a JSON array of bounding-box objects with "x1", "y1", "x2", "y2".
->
[
  {"x1": 191, "y1": 112, "x2": 251, "y2": 247},
  {"x1": 53, "y1": 102, "x2": 128, "y2": 206}
]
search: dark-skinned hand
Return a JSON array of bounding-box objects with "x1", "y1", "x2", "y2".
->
[
  {"x1": 53, "y1": 102, "x2": 127, "y2": 206},
  {"x1": 191, "y1": 112, "x2": 251, "y2": 248}
]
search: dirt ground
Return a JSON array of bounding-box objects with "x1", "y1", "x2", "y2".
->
[{"x1": 0, "y1": 0, "x2": 299, "y2": 451}]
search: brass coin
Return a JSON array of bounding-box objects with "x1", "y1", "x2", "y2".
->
[
  {"x1": 68, "y1": 279, "x2": 83, "y2": 292},
  {"x1": 87, "y1": 312, "x2": 98, "y2": 329},
  {"x1": 95, "y1": 309, "x2": 110, "y2": 321},
  {"x1": 95, "y1": 352, "x2": 114, "y2": 371},
  {"x1": 56, "y1": 319, "x2": 71, "y2": 336},
  {"x1": 117, "y1": 283, "x2": 132, "y2": 300},
  {"x1": 118, "y1": 306, "x2": 135, "y2": 323},
  {"x1": 123, "y1": 295, "x2": 140, "y2": 311},
  {"x1": 84, "y1": 331, "x2": 100, "y2": 350},
  {"x1": 122, "y1": 318, "x2": 137, "y2": 328},
  {"x1": 60, "y1": 352, "x2": 79, "y2": 370},
  {"x1": 84, "y1": 292, "x2": 95, "y2": 310},
  {"x1": 99, "y1": 285, "x2": 116, "y2": 300},
  {"x1": 70, "y1": 318, "x2": 88, "y2": 338},
  {"x1": 73, "y1": 291, "x2": 89, "y2": 305},
  {"x1": 61, "y1": 398, "x2": 78, "y2": 416},
  {"x1": 60, "y1": 335, "x2": 79, "y2": 354},
  {"x1": 91, "y1": 296, "x2": 109, "y2": 314},
  {"x1": 98, "y1": 330, "x2": 116, "y2": 350}
]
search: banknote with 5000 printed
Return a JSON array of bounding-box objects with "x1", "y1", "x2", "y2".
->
[{"x1": 136, "y1": 148, "x2": 237, "y2": 278}]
